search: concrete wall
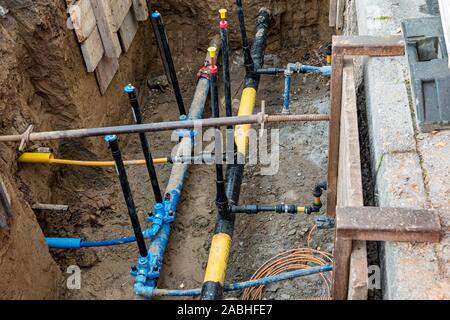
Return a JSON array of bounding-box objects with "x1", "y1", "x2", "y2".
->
[{"x1": 350, "y1": 0, "x2": 450, "y2": 299}]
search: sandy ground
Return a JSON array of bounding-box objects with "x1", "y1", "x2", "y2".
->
[{"x1": 39, "y1": 44, "x2": 334, "y2": 300}]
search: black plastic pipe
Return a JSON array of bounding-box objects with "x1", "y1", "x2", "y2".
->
[
  {"x1": 209, "y1": 57, "x2": 229, "y2": 220},
  {"x1": 201, "y1": 8, "x2": 271, "y2": 301},
  {"x1": 245, "y1": 8, "x2": 270, "y2": 89},
  {"x1": 125, "y1": 85, "x2": 163, "y2": 204},
  {"x1": 151, "y1": 10, "x2": 186, "y2": 116},
  {"x1": 230, "y1": 204, "x2": 299, "y2": 214},
  {"x1": 236, "y1": 0, "x2": 254, "y2": 75},
  {"x1": 255, "y1": 68, "x2": 285, "y2": 75},
  {"x1": 105, "y1": 135, "x2": 148, "y2": 258},
  {"x1": 146, "y1": 0, "x2": 171, "y2": 83},
  {"x1": 220, "y1": 17, "x2": 232, "y2": 121}
]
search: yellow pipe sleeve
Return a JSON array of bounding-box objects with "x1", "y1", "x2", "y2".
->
[
  {"x1": 203, "y1": 233, "x2": 232, "y2": 285},
  {"x1": 235, "y1": 87, "x2": 257, "y2": 156}
]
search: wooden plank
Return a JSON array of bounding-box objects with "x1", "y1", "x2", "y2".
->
[
  {"x1": 68, "y1": 0, "x2": 97, "y2": 43},
  {"x1": 119, "y1": 9, "x2": 138, "y2": 52},
  {"x1": 333, "y1": 35, "x2": 405, "y2": 56},
  {"x1": 332, "y1": 237, "x2": 353, "y2": 300},
  {"x1": 348, "y1": 241, "x2": 368, "y2": 300},
  {"x1": 327, "y1": 36, "x2": 405, "y2": 219},
  {"x1": 110, "y1": 0, "x2": 133, "y2": 32},
  {"x1": 336, "y1": 207, "x2": 442, "y2": 242},
  {"x1": 327, "y1": 54, "x2": 344, "y2": 218},
  {"x1": 438, "y1": 0, "x2": 450, "y2": 68},
  {"x1": 0, "y1": 178, "x2": 12, "y2": 229},
  {"x1": 132, "y1": 0, "x2": 149, "y2": 21},
  {"x1": 91, "y1": 0, "x2": 122, "y2": 58},
  {"x1": 336, "y1": 0, "x2": 345, "y2": 30},
  {"x1": 32, "y1": 203, "x2": 69, "y2": 211},
  {"x1": 329, "y1": 0, "x2": 337, "y2": 27},
  {"x1": 334, "y1": 59, "x2": 368, "y2": 300},
  {"x1": 337, "y1": 60, "x2": 363, "y2": 208},
  {"x1": 80, "y1": 26, "x2": 104, "y2": 72},
  {"x1": 95, "y1": 55, "x2": 119, "y2": 95}
]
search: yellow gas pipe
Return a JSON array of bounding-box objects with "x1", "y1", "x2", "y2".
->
[{"x1": 17, "y1": 152, "x2": 169, "y2": 167}]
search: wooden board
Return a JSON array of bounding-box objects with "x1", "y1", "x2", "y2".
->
[
  {"x1": 110, "y1": 0, "x2": 133, "y2": 31},
  {"x1": 329, "y1": 0, "x2": 337, "y2": 27},
  {"x1": 80, "y1": 26, "x2": 104, "y2": 72},
  {"x1": 333, "y1": 35, "x2": 405, "y2": 56},
  {"x1": 119, "y1": 9, "x2": 138, "y2": 52},
  {"x1": 68, "y1": 0, "x2": 97, "y2": 43},
  {"x1": 333, "y1": 59, "x2": 367, "y2": 300},
  {"x1": 0, "y1": 178, "x2": 12, "y2": 229},
  {"x1": 95, "y1": 55, "x2": 119, "y2": 95},
  {"x1": 439, "y1": 0, "x2": 450, "y2": 68},
  {"x1": 326, "y1": 54, "x2": 344, "y2": 218},
  {"x1": 91, "y1": 0, "x2": 122, "y2": 58},
  {"x1": 337, "y1": 207, "x2": 441, "y2": 242},
  {"x1": 336, "y1": 0, "x2": 345, "y2": 30},
  {"x1": 132, "y1": 0, "x2": 149, "y2": 21}
]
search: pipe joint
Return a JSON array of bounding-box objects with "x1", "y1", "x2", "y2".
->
[
  {"x1": 132, "y1": 254, "x2": 160, "y2": 297},
  {"x1": 313, "y1": 181, "x2": 327, "y2": 198},
  {"x1": 219, "y1": 20, "x2": 228, "y2": 30}
]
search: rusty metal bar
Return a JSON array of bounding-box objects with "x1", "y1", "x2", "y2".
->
[{"x1": 0, "y1": 113, "x2": 329, "y2": 144}]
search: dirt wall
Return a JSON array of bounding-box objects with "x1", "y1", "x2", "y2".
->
[
  {"x1": 0, "y1": 0, "x2": 156, "y2": 299},
  {"x1": 0, "y1": 0, "x2": 330, "y2": 299}
]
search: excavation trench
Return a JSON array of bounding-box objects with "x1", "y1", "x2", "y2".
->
[{"x1": 0, "y1": 0, "x2": 333, "y2": 299}]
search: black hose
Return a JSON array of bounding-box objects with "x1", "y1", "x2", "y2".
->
[
  {"x1": 106, "y1": 136, "x2": 148, "y2": 257},
  {"x1": 125, "y1": 86, "x2": 163, "y2": 204}
]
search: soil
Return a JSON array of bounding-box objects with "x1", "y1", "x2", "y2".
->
[
  {"x1": 55, "y1": 45, "x2": 333, "y2": 300},
  {"x1": 0, "y1": 0, "x2": 333, "y2": 300}
]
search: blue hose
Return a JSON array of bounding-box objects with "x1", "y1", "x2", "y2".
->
[
  {"x1": 144, "y1": 264, "x2": 333, "y2": 297},
  {"x1": 46, "y1": 235, "x2": 139, "y2": 249}
]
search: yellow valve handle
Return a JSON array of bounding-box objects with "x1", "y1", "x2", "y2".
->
[
  {"x1": 219, "y1": 8, "x2": 227, "y2": 20},
  {"x1": 208, "y1": 46, "x2": 216, "y2": 60}
]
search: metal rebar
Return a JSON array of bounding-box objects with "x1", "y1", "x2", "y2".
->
[{"x1": 0, "y1": 114, "x2": 329, "y2": 144}]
